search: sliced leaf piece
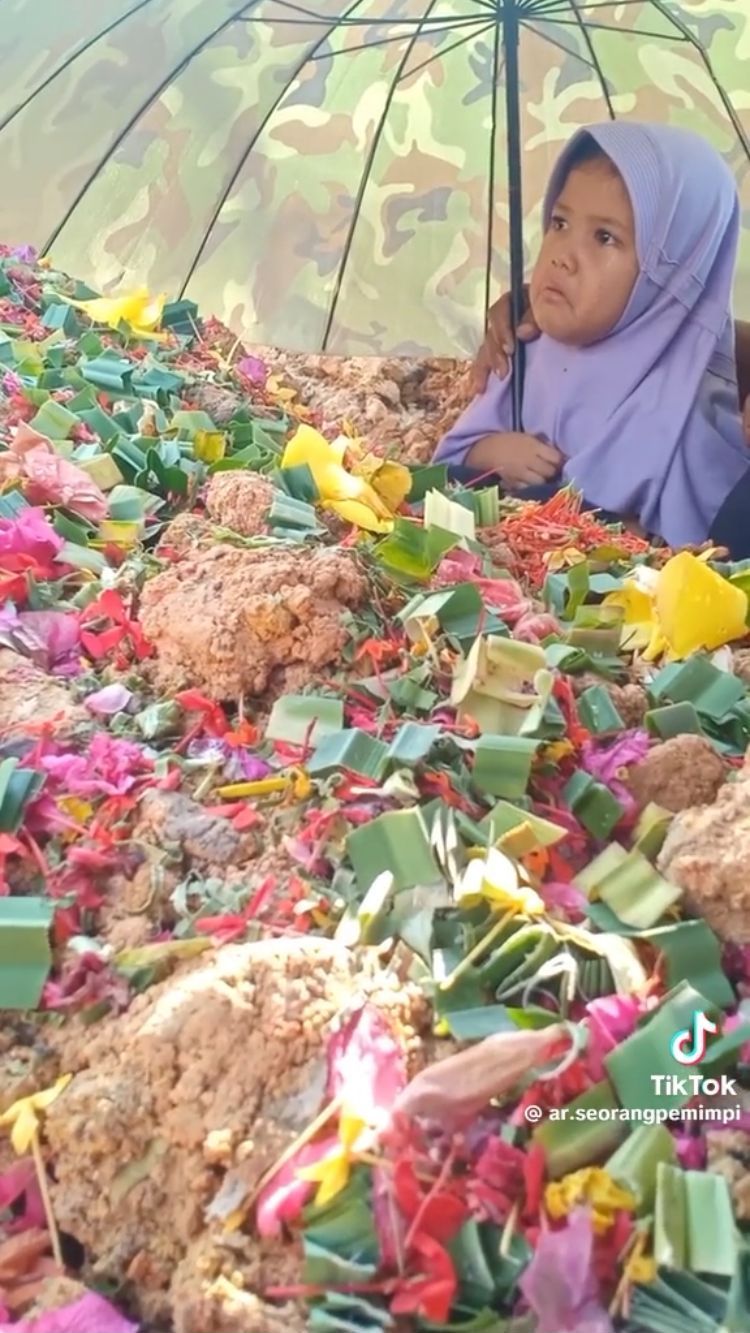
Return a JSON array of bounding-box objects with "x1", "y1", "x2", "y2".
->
[
  {"x1": 346, "y1": 808, "x2": 441, "y2": 893},
  {"x1": 0, "y1": 897, "x2": 54, "y2": 1009},
  {"x1": 563, "y1": 770, "x2": 624, "y2": 840},
  {"x1": 472, "y1": 737, "x2": 539, "y2": 798},
  {"x1": 577, "y1": 844, "x2": 681, "y2": 930},
  {"x1": 533, "y1": 1080, "x2": 627, "y2": 1177},
  {"x1": 309, "y1": 729, "x2": 389, "y2": 781},
  {"x1": 576, "y1": 684, "x2": 624, "y2": 734},
  {"x1": 266, "y1": 694, "x2": 344, "y2": 746},
  {"x1": 605, "y1": 983, "x2": 719, "y2": 1113},
  {"x1": 646, "y1": 702, "x2": 704, "y2": 740},
  {"x1": 606, "y1": 1124, "x2": 676, "y2": 1212}
]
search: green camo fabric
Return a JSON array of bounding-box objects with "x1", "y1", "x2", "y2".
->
[{"x1": 0, "y1": 0, "x2": 748, "y2": 355}]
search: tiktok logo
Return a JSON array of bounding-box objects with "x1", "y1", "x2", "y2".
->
[{"x1": 670, "y1": 1010, "x2": 719, "y2": 1066}]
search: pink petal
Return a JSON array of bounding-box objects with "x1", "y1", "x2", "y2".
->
[
  {"x1": 519, "y1": 1209, "x2": 613, "y2": 1333},
  {"x1": 84, "y1": 684, "x2": 133, "y2": 716},
  {"x1": 327, "y1": 1005, "x2": 406, "y2": 1127},
  {"x1": 0, "y1": 1293, "x2": 138, "y2": 1333},
  {"x1": 255, "y1": 1139, "x2": 334, "y2": 1237}
]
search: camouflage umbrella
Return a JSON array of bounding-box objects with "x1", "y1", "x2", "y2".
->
[{"x1": 1, "y1": 0, "x2": 748, "y2": 362}]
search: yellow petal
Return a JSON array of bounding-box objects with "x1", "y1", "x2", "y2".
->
[
  {"x1": 69, "y1": 289, "x2": 166, "y2": 337},
  {"x1": 655, "y1": 551, "x2": 748, "y2": 658},
  {"x1": 193, "y1": 431, "x2": 226, "y2": 463},
  {"x1": 325, "y1": 499, "x2": 393, "y2": 534},
  {"x1": 10, "y1": 1102, "x2": 38, "y2": 1155},
  {"x1": 370, "y1": 460, "x2": 412, "y2": 511},
  {"x1": 298, "y1": 1147, "x2": 351, "y2": 1206}
]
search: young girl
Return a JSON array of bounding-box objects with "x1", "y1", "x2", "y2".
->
[{"x1": 433, "y1": 122, "x2": 749, "y2": 550}]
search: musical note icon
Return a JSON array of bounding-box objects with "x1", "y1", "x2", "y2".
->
[{"x1": 670, "y1": 1010, "x2": 719, "y2": 1066}]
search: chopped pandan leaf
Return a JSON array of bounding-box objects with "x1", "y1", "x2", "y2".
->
[
  {"x1": 376, "y1": 518, "x2": 458, "y2": 582},
  {"x1": 28, "y1": 398, "x2": 79, "y2": 439},
  {"x1": 452, "y1": 636, "x2": 552, "y2": 737},
  {"x1": 386, "y1": 722, "x2": 441, "y2": 769},
  {"x1": 0, "y1": 757, "x2": 46, "y2": 834},
  {"x1": 408, "y1": 462, "x2": 448, "y2": 502},
  {"x1": 479, "y1": 923, "x2": 558, "y2": 991},
  {"x1": 0, "y1": 489, "x2": 30, "y2": 519},
  {"x1": 643, "y1": 919, "x2": 733, "y2": 1009},
  {"x1": 649, "y1": 656, "x2": 745, "y2": 722},
  {"x1": 80, "y1": 353, "x2": 135, "y2": 394},
  {"x1": 56, "y1": 540, "x2": 107, "y2": 574},
  {"x1": 276, "y1": 462, "x2": 320, "y2": 503},
  {"x1": 625, "y1": 1273, "x2": 726, "y2": 1333},
  {"x1": 605, "y1": 982, "x2": 721, "y2": 1114},
  {"x1": 533, "y1": 1080, "x2": 627, "y2": 1177},
  {"x1": 543, "y1": 561, "x2": 592, "y2": 620},
  {"x1": 400, "y1": 583, "x2": 483, "y2": 641},
  {"x1": 76, "y1": 454, "x2": 125, "y2": 491},
  {"x1": 309, "y1": 729, "x2": 389, "y2": 781},
  {"x1": 303, "y1": 1169, "x2": 378, "y2": 1262},
  {"x1": 724, "y1": 1247, "x2": 750, "y2": 1331},
  {"x1": 646, "y1": 702, "x2": 704, "y2": 740},
  {"x1": 424, "y1": 488, "x2": 476, "y2": 542},
  {"x1": 472, "y1": 736, "x2": 539, "y2": 798},
  {"x1": 577, "y1": 844, "x2": 681, "y2": 929},
  {"x1": 268, "y1": 494, "x2": 321, "y2": 531},
  {"x1": 0, "y1": 897, "x2": 54, "y2": 1009},
  {"x1": 655, "y1": 1164, "x2": 737, "y2": 1278},
  {"x1": 606, "y1": 1124, "x2": 676, "y2": 1212},
  {"x1": 576, "y1": 684, "x2": 624, "y2": 734},
  {"x1": 479, "y1": 800, "x2": 568, "y2": 854},
  {"x1": 632, "y1": 802, "x2": 673, "y2": 860},
  {"x1": 310, "y1": 1293, "x2": 394, "y2": 1332},
  {"x1": 387, "y1": 673, "x2": 438, "y2": 714},
  {"x1": 302, "y1": 1241, "x2": 377, "y2": 1288},
  {"x1": 449, "y1": 1219, "x2": 498, "y2": 1309},
  {"x1": 346, "y1": 808, "x2": 442, "y2": 893},
  {"x1": 335, "y1": 871, "x2": 394, "y2": 948},
  {"x1": 161, "y1": 298, "x2": 200, "y2": 335},
  {"x1": 266, "y1": 694, "x2": 343, "y2": 746},
  {"x1": 563, "y1": 770, "x2": 624, "y2": 840},
  {"x1": 443, "y1": 1006, "x2": 519, "y2": 1041}
]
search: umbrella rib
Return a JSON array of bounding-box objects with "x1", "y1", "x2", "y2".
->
[
  {"x1": 321, "y1": 0, "x2": 443, "y2": 350},
  {"x1": 178, "y1": 0, "x2": 374, "y2": 302},
  {"x1": 243, "y1": 1, "x2": 485, "y2": 26},
  {"x1": 526, "y1": 21, "x2": 603, "y2": 79},
  {"x1": 396, "y1": 21, "x2": 495, "y2": 80},
  {"x1": 566, "y1": 0, "x2": 615, "y2": 118},
  {"x1": 645, "y1": 0, "x2": 750, "y2": 159},
  {"x1": 483, "y1": 24, "x2": 501, "y2": 338},
  {"x1": 0, "y1": 0, "x2": 158, "y2": 135},
  {"x1": 309, "y1": 18, "x2": 491, "y2": 61},
  {"x1": 546, "y1": 19, "x2": 687, "y2": 38},
  {"x1": 41, "y1": 0, "x2": 266, "y2": 258}
]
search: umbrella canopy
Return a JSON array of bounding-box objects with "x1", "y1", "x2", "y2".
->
[{"x1": 1, "y1": 0, "x2": 749, "y2": 355}]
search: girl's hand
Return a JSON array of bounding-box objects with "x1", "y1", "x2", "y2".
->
[
  {"x1": 472, "y1": 288, "x2": 540, "y2": 393},
  {"x1": 467, "y1": 432, "x2": 564, "y2": 488}
]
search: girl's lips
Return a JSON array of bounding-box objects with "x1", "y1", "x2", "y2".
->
[{"x1": 540, "y1": 283, "x2": 568, "y2": 303}]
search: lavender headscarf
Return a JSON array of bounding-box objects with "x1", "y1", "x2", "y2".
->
[{"x1": 434, "y1": 122, "x2": 748, "y2": 546}]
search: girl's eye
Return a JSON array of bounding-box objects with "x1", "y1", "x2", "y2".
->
[
  {"x1": 596, "y1": 229, "x2": 617, "y2": 246},
  {"x1": 550, "y1": 215, "x2": 566, "y2": 231}
]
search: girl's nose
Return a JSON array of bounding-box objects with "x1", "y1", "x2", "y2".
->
[{"x1": 551, "y1": 249, "x2": 576, "y2": 274}]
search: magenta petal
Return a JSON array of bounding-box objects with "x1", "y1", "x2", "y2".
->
[
  {"x1": 0, "y1": 1293, "x2": 138, "y2": 1333},
  {"x1": 255, "y1": 1140, "x2": 332, "y2": 1237},
  {"x1": 326, "y1": 1004, "x2": 406, "y2": 1127},
  {"x1": 519, "y1": 1209, "x2": 613, "y2": 1333},
  {"x1": 85, "y1": 683, "x2": 133, "y2": 716}
]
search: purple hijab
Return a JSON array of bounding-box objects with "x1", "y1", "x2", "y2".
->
[{"x1": 434, "y1": 122, "x2": 748, "y2": 546}]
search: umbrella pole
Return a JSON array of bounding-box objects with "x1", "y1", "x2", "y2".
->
[{"x1": 502, "y1": 2, "x2": 524, "y2": 431}]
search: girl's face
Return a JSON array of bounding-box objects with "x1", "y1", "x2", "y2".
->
[{"x1": 530, "y1": 155, "x2": 639, "y2": 347}]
